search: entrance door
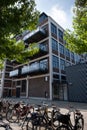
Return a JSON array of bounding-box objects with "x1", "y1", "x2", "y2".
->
[
  {"x1": 16, "y1": 87, "x2": 20, "y2": 98},
  {"x1": 53, "y1": 84, "x2": 59, "y2": 99},
  {"x1": 8, "y1": 89, "x2": 11, "y2": 97}
]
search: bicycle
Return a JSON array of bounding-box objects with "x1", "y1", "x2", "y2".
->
[
  {"x1": 56, "y1": 107, "x2": 84, "y2": 130},
  {"x1": 6, "y1": 101, "x2": 32, "y2": 123},
  {"x1": 26, "y1": 103, "x2": 60, "y2": 130},
  {"x1": 0, "y1": 117, "x2": 12, "y2": 130}
]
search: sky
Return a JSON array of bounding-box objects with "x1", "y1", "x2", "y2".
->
[{"x1": 35, "y1": 0, "x2": 75, "y2": 30}]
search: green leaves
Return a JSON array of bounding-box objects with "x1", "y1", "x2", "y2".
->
[
  {"x1": 64, "y1": 0, "x2": 87, "y2": 54},
  {"x1": 0, "y1": 0, "x2": 40, "y2": 67}
]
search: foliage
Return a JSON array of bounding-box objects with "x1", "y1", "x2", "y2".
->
[
  {"x1": 0, "y1": 0, "x2": 40, "y2": 65},
  {"x1": 64, "y1": 0, "x2": 87, "y2": 54}
]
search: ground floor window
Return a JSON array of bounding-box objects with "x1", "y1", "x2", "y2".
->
[{"x1": 21, "y1": 80, "x2": 26, "y2": 93}]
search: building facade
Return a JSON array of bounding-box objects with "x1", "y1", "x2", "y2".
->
[{"x1": 0, "y1": 12, "x2": 79, "y2": 100}]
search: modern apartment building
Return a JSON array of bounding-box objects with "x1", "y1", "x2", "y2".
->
[{"x1": 0, "y1": 12, "x2": 79, "y2": 100}]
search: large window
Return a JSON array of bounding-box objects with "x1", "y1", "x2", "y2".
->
[
  {"x1": 60, "y1": 59, "x2": 65, "y2": 70},
  {"x1": 52, "y1": 55, "x2": 59, "y2": 68},
  {"x1": 58, "y1": 29, "x2": 63, "y2": 41},
  {"x1": 51, "y1": 23, "x2": 57, "y2": 36},
  {"x1": 66, "y1": 48, "x2": 70, "y2": 58},
  {"x1": 52, "y1": 38, "x2": 58, "y2": 51},
  {"x1": 59, "y1": 43, "x2": 64, "y2": 55}
]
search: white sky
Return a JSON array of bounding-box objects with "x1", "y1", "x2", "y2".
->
[{"x1": 35, "y1": 0, "x2": 75, "y2": 30}]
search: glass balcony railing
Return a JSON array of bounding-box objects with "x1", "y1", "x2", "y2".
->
[
  {"x1": 9, "y1": 69, "x2": 19, "y2": 77},
  {"x1": 10, "y1": 61, "x2": 48, "y2": 77}
]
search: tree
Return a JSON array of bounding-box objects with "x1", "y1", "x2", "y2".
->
[
  {"x1": 0, "y1": 0, "x2": 40, "y2": 65},
  {"x1": 64, "y1": 0, "x2": 87, "y2": 54}
]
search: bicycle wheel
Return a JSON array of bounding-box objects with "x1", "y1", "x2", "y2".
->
[
  {"x1": 6, "y1": 108, "x2": 18, "y2": 123},
  {"x1": 0, "y1": 124, "x2": 12, "y2": 130},
  {"x1": 26, "y1": 118, "x2": 34, "y2": 130},
  {"x1": 56, "y1": 125, "x2": 70, "y2": 130},
  {"x1": 76, "y1": 118, "x2": 84, "y2": 130},
  {"x1": 52, "y1": 112, "x2": 60, "y2": 128}
]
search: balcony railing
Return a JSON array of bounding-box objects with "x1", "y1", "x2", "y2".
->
[
  {"x1": 10, "y1": 61, "x2": 48, "y2": 77},
  {"x1": 23, "y1": 27, "x2": 47, "y2": 43},
  {"x1": 9, "y1": 69, "x2": 19, "y2": 77}
]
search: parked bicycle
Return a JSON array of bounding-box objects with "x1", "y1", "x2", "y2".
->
[
  {"x1": 6, "y1": 101, "x2": 33, "y2": 123},
  {"x1": 25, "y1": 103, "x2": 61, "y2": 130},
  {"x1": 0, "y1": 112, "x2": 12, "y2": 130},
  {"x1": 56, "y1": 106, "x2": 84, "y2": 130}
]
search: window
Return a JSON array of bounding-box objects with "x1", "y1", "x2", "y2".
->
[
  {"x1": 58, "y1": 29, "x2": 63, "y2": 41},
  {"x1": 52, "y1": 55, "x2": 59, "y2": 68},
  {"x1": 66, "y1": 62, "x2": 71, "y2": 67},
  {"x1": 59, "y1": 43, "x2": 64, "y2": 55},
  {"x1": 60, "y1": 59, "x2": 65, "y2": 70},
  {"x1": 40, "y1": 43, "x2": 47, "y2": 51},
  {"x1": 17, "y1": 81, "x2": 20, "y2": 85},
  {"x1": 61, "y1": 75, "x2": 66, "y2": 80},
  {"x1": 21, "y1": 80, "x2": 26, "y2": 92},
  {"x1": 51, "y1": 23, "x2": 57, "y2": 36},
  {"x1": 52, "y1": 38, "x2": 58, "y2": 51},
  {"x1": 71, "y1": 52, "x2": 74, "y2": 60},
  {"x1": 66, "y1": 48, "x2": 70, "y2": 58},
  {"x1": 39, "y1": 13, "x2": 48, "y2": 24},
  {"x1": 53, "y1": 74, "x2": 59, "y2": 79}
]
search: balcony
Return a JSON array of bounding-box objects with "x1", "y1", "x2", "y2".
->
[
  {"x1": 26, "y1": 44, "x2": 48, "y2": 60},
  {"x1": 21, "y1": 62, "x2": 48, "y2": 75},
  {"x1": 10, "y1": 61, "x2": 48, "y2": 77},
  {"x1": 23, "y1": 27, "x2": 47, "y2": 43}
]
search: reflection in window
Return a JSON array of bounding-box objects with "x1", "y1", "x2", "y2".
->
[
  {"x1": 59, "y1": 43, "x2": 64, "y2": 55},
  {"x1": 52, "y1": 55, "x2": 59, "y2": 68},
  {"x1": 39, "y1": 13, "x2": 48, "y2": 24},
  {"x1": 58, "y1": 29, "x2": 63, "y2": 41},
  {"x1": 60, "y1": 59, "x2": 65, "y2": 70},
  {"x1": 40, "y1": 44, "x2": 47, "y2": 51},
  {"x1": 40, "y1": 59, "x2": 48, "y2": 70},
  {"x1": 66, "y1": 48, "x2": 70, "y2": 58},
  {"x1": 51, "y1": 23, "x2": 57, "y2": 36},
  {"x1": 52, "y1": 38, "x2": 58, "y2": 51}
]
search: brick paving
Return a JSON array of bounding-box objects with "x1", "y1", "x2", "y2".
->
[{"x1": 1, "y1": 98, "x2": 87, "y2": 130}]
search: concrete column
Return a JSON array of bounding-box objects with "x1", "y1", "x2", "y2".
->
[
  {"x1": 48, "y1": 18, "x2": 53, "y2": 100},
  {"x1": 26, "y1": 76, "x2": 29, "y2": 98}
]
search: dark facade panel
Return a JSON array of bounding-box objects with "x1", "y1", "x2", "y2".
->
[{"x1": 66, "y1": 63, "x2": 87, "y2": 103}]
